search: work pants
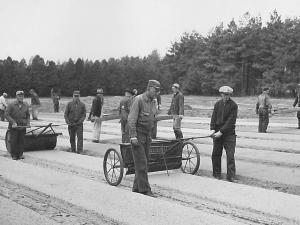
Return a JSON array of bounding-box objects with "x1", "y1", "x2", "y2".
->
[
  {"x1": 151, "y1": 121, "x2": 157, "y2": 139},
  {"x1": 297, "y1": 112, "x2": 300, "y2": 129},
  {"x1": 258, "y1": 108, "x2": 269, "y2": 132},
  {"x1": 93, "y1": 117, "x2": 102, "y2": 141},
  {"x1": 0, "y1": 109, "x2": 5, "y2": 121},
  {"x1": 68, "y1": 124, "x2": 83, "y2": 153},
  {"x1": 53, "y1": 100, "x2": 59, "y2": 112},
  {"x1": 31, "y1": 105, "x2": 39, "y2": 120},
  {"x1": 172, "y1": 115, "x2": 183, "y2": 139},
  {"x1": 212, "y1": 134, "x2": 236, "y2": 179},
  {"x1": 120, "y1": 121, "x2": 130, "y2": 143},
  {"x1": 131, "y1": 132, "x2": 151, "y2": 193},
  {"x1": 9, "y1": 128, "x2": 26, "y2": 159}
]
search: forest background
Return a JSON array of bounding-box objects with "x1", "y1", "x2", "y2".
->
[{"x1": 1, "y1": 11, "x2": 300, "y2": 97}]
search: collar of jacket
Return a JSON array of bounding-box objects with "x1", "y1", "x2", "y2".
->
[{"x1": 13, "y1": 100, "x2": 25, "y2": 105}]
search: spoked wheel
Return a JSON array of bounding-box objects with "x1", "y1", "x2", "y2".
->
[
  {"x1": 5, "y1": 130, "x2": 11, "y2": 153},
  {"x1": 181, "y1": 141, "x2": 200, "y2": 174},
  {"x1": 103, "y1": 148, "x2": 124, "y2": 186}
]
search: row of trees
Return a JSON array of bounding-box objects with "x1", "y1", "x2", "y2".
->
[{"x1": 1, "y1": 11, "x2": 300, "y2": 97}]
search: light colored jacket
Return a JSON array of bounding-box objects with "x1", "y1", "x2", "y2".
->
[{"x1": 0, "y1": 96, "x2": 8, "y2": 110}]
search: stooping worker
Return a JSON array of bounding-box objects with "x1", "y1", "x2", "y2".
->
[
  {"x1": 210, "y1": 86, "x2": 238, "y2": 182},
  {"x1": 256, "y1": 87, "x2": 272, "y2": 133},
  {"x1": 119, "y1": 88, "x2": 134, "y2": 143},
  {"x1": 5, "y1": 90, "x2": 30, "y2": 160},
  {"x1": 293, "y1": 83, "x2": 300, "y2": 129},
  {"x1": 127, "y1": 80, "x2": 161, "y2": 197},
  {"x1": 64, "y1": 90, "x2": 86, "y2": 154},
  {"x1": 168, "y1": 83, "x2": 184, "y2": 139}
]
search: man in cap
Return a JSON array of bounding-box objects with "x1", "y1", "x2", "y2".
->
[
  {"x1": 89, "y1": 88, "x2": 104, "y2": 143},
  {"x1": 5, "y1": 91, "x2": 30, "y2": 160},
  {"x1": 168, "y1": 83, "x2": 184, "y2": 139},
  {"x1": 119, "y1": 88, "x2": 134, "y2": 143},
  {"x1": 51, "y1": 88, "x2": 60, "y2": 113},
  {"x1": 210, "y1": 86, "x2": 238, "y2": 182},
  {"x1": 29, "y1": 89, "x2": 41, "y2": 120},
  {"x1": 128, "y1": 80, "x2": 160, "y2": 197},
  {"x1": 0, "y1": 92, "x2": 8, "y2": 121},
  {"x1": 64, "y1": 90, "x2": 86, "y2": 153},
  {"x1": 256, "y1": 87, "x2": 272, "y2": 132},
  {"x1": 293, "y1": 83, "x2": 300, "y2": 129}
]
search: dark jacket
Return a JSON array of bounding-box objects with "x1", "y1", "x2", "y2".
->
[
  {"x1": 293, "y1": 92, "x2": 300, "y2": 107},
  {"x1": 128, "y1": 93, "x2": 156, "y2": 137},
  {"x1": 64, "y1": 100, "x2": 86, "y2": 125},
  {"x1": 210, "y1": 98, "x2": 238, "y2": 136},
  {"x1": 91, "y1": 96, "x2": 103, "y2": 117},
  {"x1": 119, "y1": 96, "x2": 131, "y2": 122},
  {"x1": 168, "y1": 91, "x2": 184, "y2": 115},
  {"x1": 31, "y1": 92, "x2": 40, "y2": 105},
  {"x1": 5, "y1": 100, "x2": 30, "y2": 128}
]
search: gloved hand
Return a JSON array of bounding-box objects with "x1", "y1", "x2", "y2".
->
[
  {"x1": 213, "y1": 131, "x2": 222, "y2": 138},
  {"x1": 209, "y1": 130, "x2": 215, "y2": 137},
  {"x1": 130, "y1": 137, "x2": 139, "y2": 146},
  {"x1": 178, "y1": 115, "x2": 184, "y2": 119}
]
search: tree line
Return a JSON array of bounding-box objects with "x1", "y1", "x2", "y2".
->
[{"x1": 1, "y1": 10, "x2": 300, "y2": 97}]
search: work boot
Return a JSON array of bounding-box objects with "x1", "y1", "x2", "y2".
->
[{"x1": 92, "y1": 139, "x2": 99, "y2": 143}]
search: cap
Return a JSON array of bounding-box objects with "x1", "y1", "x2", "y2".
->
[
  {"x1": 73, "y1": 90, "x2": 80, "y2": 96},
  {"x1": 147, "y1": 80, "x2": 160, "y2": 90},
  {"x1": 2, "y1": 93, "x2": 7, "y2": 97},
  {"x1": 132, "y1": 89, "x2": 138, "y2": 95},
  {"x1": 263, "y1": 87, "x2": 270, "y2": 91},
  {"x1": 172, "y1": 83, "x2": 180, "y2": 89},
  {"x1": 219, "y1": 86, "x2": 233, "y2": 94},
  {"x1": 96, "y1": 88, "x2": 104, "y2": 94},
  {"x1": 16, "y1": 90, "x2": 24, "y2": 96}
]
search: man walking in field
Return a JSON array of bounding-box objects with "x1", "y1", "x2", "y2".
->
[
  {"x1": 128, "y1": 80, "x2": 160, "y2": 197},
  {"x1": 256, "y1": 87, "x2": 272, "y2": 133},
  {"x1": 64, "y1": 90, "x2": 86, "y2": 153},
  {"x1": 293, "y1": 84, "x2": 300, "y2": 129},
  {"x1": 210, "y1": 86, "x2": 238, "y2": 182},
  {"x1": 168, "y1": 83, "x2": 184, "y2": 139},
  {"x1": 0, "y1": 92, "x2": 8, "y2": 121},
  {"x1": 119, "y1": 88, "x2": 134, "y2": 143},
  {"x1": 29, "y1": 89, "x2": 41, "y2": 120},
  {"x1": 90, "y1": 88, "x2": 104, "y2": 143}
]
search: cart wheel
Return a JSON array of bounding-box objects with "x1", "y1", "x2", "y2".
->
[
  {"x1": 103, "y1": 148, "x2": 124, "y2": 186},
  {"x1": 5, "y1": 130, "x2": 11, "y2": 153},
  {"x1": 181, "y1": 141, "x2": 200, "y2": 174}
]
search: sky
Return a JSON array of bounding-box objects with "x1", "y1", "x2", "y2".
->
[{"x1": 1, "y1": 0, "x2": 300, "y2": 62}]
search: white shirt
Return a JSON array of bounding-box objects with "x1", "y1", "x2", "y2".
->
[{"x1": 0, "y1": 96, "x2": 8, "y2": 110}]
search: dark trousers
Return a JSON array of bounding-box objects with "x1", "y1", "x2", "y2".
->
[
  {"x1": 54, "y1": 102, "x2": 59, "y2": 112},
  {"x1": 68, "y1": 124, "x2": 83, "y2": 153},
  {"x1": 131, "y1": 132, "x2": 151, "y2": 193},
  {"x1": 0, "y1": 109, "x2": 5, "y2": 121},
  {"x1": 212, "y1": 134, "x2": 236, "y2": 179},
  {"x1": 120, "y1": 121, "x2": 130, "y2": 143},
  {"x1": 151, "y1": 121, "x2": 157, "y2": 139},
  {"x1": 297, "y1": 112, "x2": 300, "y2": 129},
  {"x1": 173, "y1": 116, "x2": 183, "y2": 139},
  {"x1": 258, "y1": 108, "x2": 269, "y2": 132},
  {"x1": 10, "y1": 129, "x2": 26, "y2": 158}
]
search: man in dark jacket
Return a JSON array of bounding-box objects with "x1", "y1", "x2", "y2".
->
[
  {"x1": 64, "y1": 90, "x2": 86, "y2": 153},
  {"x1": 119, "y1": 89, "x2": 134, "y2": 143},
  {"x1": 293, "y1": 84, "x2": 300, "y2": 129},
  {"x1": 90, "y1": 88, "x2": 104, "y2": 143},
  {"x1": 168, "y1": 83, "x2": 184, "y2": 139},
  {"x1": 5, "y1": 91, "x2": 30, "y2": 160},
  {"x1": 128, "y1": 80, "x2": 160, "y2": 197},
  {"x1": 210, "y1": 86, "x2": 238, "y2": 182}
]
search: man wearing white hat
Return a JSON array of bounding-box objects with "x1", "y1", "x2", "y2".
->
[
  {"x1": 210, "y1": 86, "x2": 238, "y2": 182},
  {"x1": 293, "y1": 83, "x2": 300, "y2": 129},
  {"x1": 90, "y1": 88, "x2": 104, "y2": 143},
  {"x1": 0, "y1": 92, "x2": 8, "y2": 121},
  {"x1": 5, "y1": 91, "x2": 30, "y2": 160}
]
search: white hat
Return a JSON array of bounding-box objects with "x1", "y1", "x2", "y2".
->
[
  {"x1": 219, "y1": 86, "x2": 233, "y2": 94},
  {"x1": 16, "y1": 90, "x2": 24, "y2": 96},
  {"x1": 172, "y1": 83, "x2": 180, "y2": 88}
]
